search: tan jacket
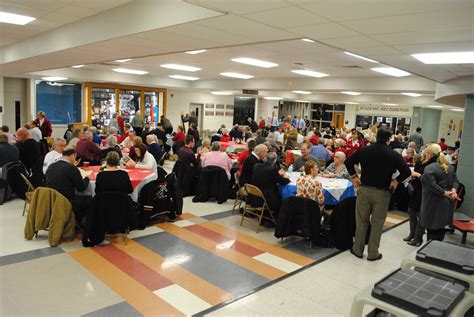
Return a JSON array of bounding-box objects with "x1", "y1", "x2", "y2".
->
[{"x1": 24, "y1": 187, "x2": 75, "y2": 247}]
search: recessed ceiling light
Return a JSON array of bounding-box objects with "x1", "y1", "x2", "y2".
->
[
  {"x1": 427, "y1": 105, "x2": 443, "y2": 109},
  {"x1": 169, "y1": 74, "x2": 199, "y2": 81},
  {"x1": 451, "y1": 108, "x2": 464, "y2": 112},
  {"x1": 301, "y1": 38, "x2": 315, "y2": 43},
  {"x1": 115, "y1": 59, "x2": 131, "y2": 63},
  {"x1": 185, "y1": 50, "x2": 207, "y2": 55},
  {"x1": 291, "y1": 69, "x2": 329, "y2": 78},
  {"x1": 345, "y1": 102, "x2": 358, "y2": 105},
  {"x1": 0, "y1": 11, "x2": 35, "y2": 25},
  {"x1": 296, "y1": 100, "x2": 309, "y2": 103},
  {"x1": 264, "y1": 97, "x2": 283, "y2": 100},
  {"x1": 371, "y1": 67, "x2": 410, "y2": 77},
  {"x1": 383, "y1": 103, "x2": 398, "y2": 106},
  {"x1": 292, "y1": 90, "x2": 311, "y2": 95},
  {"x1": 220, "y1": 72, "x2": 254, "y2": 79},
  {"x1": 113, "y1": 68, "x2": 148, "y2": 75},
  {"x1": 231, "y1": 57, "x2": 278, "y2": 68},
  {"x1": 401, "y1": 92, "x2": 422, "y2": 97},
  {"x1": 71, "y1": 65, "x2": 85, "y2": 68},
  {"x1": 412, "y1": 51, "x2": 474, "y2": 64},
  {"x1": 211, "y1": 91, "x2": 234, "y2": 95},
  {"x1": 42, "y1": 76, "x2": 68, "y2": 81},
  {"x1": 161, "y1": 64, "x2": 201, "y2": 72},
  {"x1": 344, "y1": 51, "x2": 379, "y2": 63},
  {"x1": 341, "y1": 91, "x2": 361, "y2": 96}
]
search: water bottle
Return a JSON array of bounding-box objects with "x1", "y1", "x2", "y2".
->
[{"x1": 288, "y1": 165, "x2": 293, "y2": 173}]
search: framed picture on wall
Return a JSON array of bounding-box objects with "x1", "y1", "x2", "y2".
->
[
  {"x1": 205, "y1": 111, "x2": 214, "y2": 116},
  {"x1": 215, "y1": 111, "x2": 224, "y2": 116},
  {"x1": 225, "y1": 111, "x2": 233, "y2": 116},
  {"x1": 226, "y1": 104, "x2": 234, "y2": 110},
  {"x1": 205, "y1": 103, "x2": 214, "y2": 109},
  {"x1": 216, "y1": 104, "x2": 225, "y2": 109}
]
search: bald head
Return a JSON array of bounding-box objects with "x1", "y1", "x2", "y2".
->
[{"x1": 16, "y1": 128, "x2": 30, "y2": 141}]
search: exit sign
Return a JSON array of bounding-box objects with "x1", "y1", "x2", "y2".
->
[{"x1": 242, "y1": 89, "x2": 258, "y2": 95}]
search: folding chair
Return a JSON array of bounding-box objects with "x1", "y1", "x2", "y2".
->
[
  {"x1": 232, "y1": 172, "x2": 247, "y2": 214},
  {"x1": 20, "y1": 173, "x2": 36, "y2": 216},
  {"x1": 240, "y1": 184, "x2": 276, "y2": 233}
]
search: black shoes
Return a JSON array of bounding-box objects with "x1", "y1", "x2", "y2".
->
[
  {"x1": 403, "y1": 234, "x2": 414, "y2": 242},
  {"x1": 407, "y1": 239, "x2": 423, "y2": 247},
  {"x1": 350, "y1": 248, "x2": 363, "y2": 259},
  {"x1": 367, "y1": 253, "x2": 383, "y2": 261}
]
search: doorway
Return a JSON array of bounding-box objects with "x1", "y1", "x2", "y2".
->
[{"x1": 189, "y1": 103, "x2": 203, "y2": 131}]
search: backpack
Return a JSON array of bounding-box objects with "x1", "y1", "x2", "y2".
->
[{"x1": 454, "y1": 182, "x2": 465, "y2": 210}]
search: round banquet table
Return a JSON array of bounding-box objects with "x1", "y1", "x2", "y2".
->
[
  {"x1": 280, "y1": 172, "x2": 356, "y2": 205},
  {"x1": 220, "y1": 141, "x2": 247, "y2": 152},
  {"x1": 79, "y1": 166, "x2": 157, "y2": 201}
]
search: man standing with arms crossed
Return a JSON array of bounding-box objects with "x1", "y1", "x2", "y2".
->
[{"x1": 345, "y1": 128, "x2": 411, "y2": 261}]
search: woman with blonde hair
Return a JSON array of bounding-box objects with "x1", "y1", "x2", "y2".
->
[{"x1": 418, "y1": 143, "x2": 459, "y2": 242}]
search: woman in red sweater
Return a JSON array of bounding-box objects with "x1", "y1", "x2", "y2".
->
[{"x1": 237, "y1": 139, "x2": 256, "y2": 172}]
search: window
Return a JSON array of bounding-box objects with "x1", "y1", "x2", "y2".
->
[
  {"x1": 36, "y1": 81, "x2": 82, "y2": 124},
  {"x1": 233, "y1": 97, "x2": 255, "y2": 125}
]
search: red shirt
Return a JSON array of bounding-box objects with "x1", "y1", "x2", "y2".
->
[
  {"x1": 220, "y1": 135, "x2": 231, "y2": 142},
  {"x1": 172, "y1": 131, "x2": 185, "y2": 143},
  {"x1": 117, "y1": 116, "x2": 124, "y2": 132},
  {"x1": 438, "y1": 142, "x2": 448, "y2": 151},
  {"x1": 346, "y1": 138, "x2": 365, "y2": 157},
  {"x1": 237, "y1": 150, "x2": 251, "y2": 172},
  {"x1": 258, "y1": 119, "x2": 266, "y2": 129},
  {"x1": 76, "y1": 139, "x2": 101, "y2": 162},
  {"x1": 34, "y1": 117, "x2": 52, "y2": 137},
  {"x1": 310, "y1": 135, "x2": 319, "y2": 146}
]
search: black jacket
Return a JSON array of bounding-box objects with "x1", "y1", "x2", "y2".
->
[
  {"x1": 249, "y1": 120, "x2": 258, "y2": 133},
  {"x1": 330, "y1": 197, "x2": 357, "y2": 251},
  {"x1": 275, "y1": 196, "x2": 322, "y2": 243},
  {"x1": 239, "y1": 154, "x2": 260, "y2": 187},
  {"x1": 193, "y1": 166, "x2": 229, "y2": 204},
  {"x1": 229, "y1": 128, "x2": 243, "y2": 140},
  {"x1": 16, "y1": 139, "x2": 41, "y2": 170},
  {"x1": 45, "y1": 160, "x2": 89, "y2": 201},
  {"x1": 172, "y1": 159, "x2": 198, "y2": 196},
  {"x1": 0, "y1": 144, "x2": 19, "y2": 167},
  {"x1": 250, "y1": 162, "x2": 290, "y2": 212}
]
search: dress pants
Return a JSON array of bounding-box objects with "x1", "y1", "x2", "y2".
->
[
  {"x1": 407, "y1": 206, "x2": 425, "y2": 241},
  {"x1": 353, "y1": 186, "x2": 391, "y2": 258},
  {"x1": 427, "y1": 228, "x2": 445, "y2": 241}
]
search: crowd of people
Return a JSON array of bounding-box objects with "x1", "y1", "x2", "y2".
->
[{"x1": 0, "y1": 109, "x2": 464, "y2": 252}]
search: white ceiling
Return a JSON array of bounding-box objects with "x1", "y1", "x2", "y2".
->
[{"x1": 0, "y1": 0, "x2": 134, "y2": 47}]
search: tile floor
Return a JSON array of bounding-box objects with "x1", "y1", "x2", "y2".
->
[{"x1": 1, "y1": 169, "x2": 471, "y2": 316}]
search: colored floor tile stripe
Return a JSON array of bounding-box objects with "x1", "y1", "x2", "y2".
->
[
  {"x1": 185, "y1": 224, "x2": 265, "y2": 257},
  {"x1": 93, "y1": 245, "x2": 173, "y2": 291},
  {"x1": 253, "y1": 252, "x2": 302, "y2": 273},
  {"x1": 388, "y1": 213, "x2": 408, "y2": 221},
  {"x1": 177, "y1": 213, "x2": 196, "y2": 220},
  {"x1": 114, "y1": 240, "x2": 233, "y2": 306},
  {"x1": 69, "y1": 249, "x2": 183, "y2": 316},
  {"x1": 135, "y1": 232, "x2": 269, "y2": 296},
  {"x1": 157, "y1": 222, "x2": 287, "y2": 280},
  {"x1": 0, "y1": 247, "x2": 64, "y2": 267},
  {"x1": 154, "y1": 284, "x2": 212, "y2": 316},
  {"x1": 199, "y1": 221, "x2": 315, "y2": 267}
]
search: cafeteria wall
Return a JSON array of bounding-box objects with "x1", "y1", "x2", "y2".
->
[
  {"x1": 0, "y1": 76, "x2": 3, "y2": 127},
  {"x1": 420, "y1": 108, "x2": 441, "y2": 143},
  {"x1": 166, "y1": 90, "x2": 234, "y2": 132},
  {"x1": 438, "y1": 110, "x2": 464, "y2": 145},
  {"x1": 256, "y1": 98, "x2": 278, "y2": 122},
  {"x1": 2, "y1": 78, "x2": 27, "y2": 131}
]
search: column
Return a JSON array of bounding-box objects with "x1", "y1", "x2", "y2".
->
[{"x1": 457, "y1": 95, "x2": 474, "y2": 217}]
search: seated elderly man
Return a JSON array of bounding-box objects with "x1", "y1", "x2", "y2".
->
[
  {"x1": 43, "y1": 138, "x2": 67, "y2": 173},
  {"x1": 310, "y1": 138, "x2": 331, "y2": 162},
  {"x1": 321, "y1": 151, "x2": 351, "y2": 180},
  {"x1": 15, "y1": 128, "x2": 41, "y2": 171},
  {"x1": 251, "y1": 152, "x2": 290, "y2": 225},
  {"x1": 108, "y1": 127, "x2": 122, "y2": 144},
  {"x1": 402, "y1": 141, "x2": 417, "y2": 157},
  {"x1": 76, "y1": 131, "x2": 101, "y2": 165},
  {"x1": 292, "y1": 143, "x2": 318, "y2": 171},
  {"x1": 0, "y1": 134, "x2": 19, "y2": 167},
  {"x1": 201, "y1": 141, "x2": 232, "y2": 179},
  {"x1": 100, "y1": 135, "x2": 122, "y2": 160},
  {"x1": 146, "y1": 134, "x2": 163, "y2": 165},
  {"x1": 120, "y1": 130, "x2": 136, "y2": 148},
  {"x1": 240, "y1": 143, "x2": 268, "y2": 187}
]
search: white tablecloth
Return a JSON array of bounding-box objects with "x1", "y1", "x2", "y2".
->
[{"x1": 288, "y1": 172, "x2": 350, "y2": 201}]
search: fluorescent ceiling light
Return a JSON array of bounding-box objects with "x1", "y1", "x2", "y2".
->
[
  {"x1": 292, "y1": 69, "x2": 329, "y2": 78},
  {"x1": 344, "y1": 51, "x2": 379, "y2": 63},
  {"x1": 345, "y1": 102, "x2": 358, "y2": 105},
  {"x1": 238, "y1": 96, "x2": 253, "y2": 99},
  {"x1": 0, "y1": 11, "x2": 35, "y2": 25},
  {"x1": 292, "y1": 90, "x2": 311, "y2": 95},
  {"x1": 296, "y1": 100, "x2": 309, "y2": 103},
  {"x1": 427, "y1": 105, "x2": 443, "y2": 109},
  {"x1": 301, "y1": 38, "x2": 315, "y2": 43},
  {"x1": 383, "y1": 103, "x2": 398, "y2": 106},
  {"x1": 115, "y1": 59, "x2": 131, "y2": 63},
  {"x1": 341, "y1": 91, "x2": 361, "y2": 96},
  {"x1": 371, "y1": 67, "x2": 410, "y2": 77},
  {"x1": 186, "y1": 50, "x2": 206, "y2": 55},
  {"x1": 401, "y1": 92, "x2": 422, "y2": 97},
  {"x1": 161, "y1": 64, "x2": 201, "y2": 72},
  {"x1": 220, "y1": 72, "x2": 254, "y2": 79},
  {"x1": 231, "y1": 57, "x2": 278, "y2": 68},
  {"x1": 71, "y1": 65, "x2": 85, "y2": 68},
  {"x1": 211, "y1": 91, "x2": 234, "y2": 95},
  {"x1": 42, "y1": 76, "x2": 67, "y2": 81},
  {"x1": 264, "y1": 97, "x2": 283, "y2": 100},
  {"x1": 169, "y1": 74, "x2": 199, "y2": 81},
  {"x1": 451, "y1": 108, "x2": 464, "y2": 112},
  {"x1": 112, "y1": 68, "x2": 148, "y2": 75},
  {"x1": 412, "y1": 52, "x2": 474, "y2": 64}
]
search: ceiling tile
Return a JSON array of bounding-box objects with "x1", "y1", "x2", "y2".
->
[
  {"x1": 185, "y1": 0, "x2": 289, "y2": 15},
  {"x1": 288, "y1": 22, "x2": 360, "y2": 40},
  {"x1": 350, "y1": 46, "x2": 404, "y2": 57},
  {"x1": 244, "y1": 6, "x2": 328, "y2": 28},
  {"x1": 372, "y1": 28, "x2": 474, "y2": 46},
  {"x1": 395, "y1": 42, "x2": 474, "y2": 54},
  {"x1": 48, "y1": 5, "x2": 97, "y2": 19},
  {"x1": 162, "y1": 22, "x2": 249, "y2": 45},
  {"x1": 322, "y1": 36, "x2": 384, "y2": 49}
]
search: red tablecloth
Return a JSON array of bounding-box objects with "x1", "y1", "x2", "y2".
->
[
  {"x1": 85, "y1": 166, "x2": 155, "y2": 189},
  {"x1": 453, "y1": 220, "x2": 474, "y2": 232},
  {"x1": 219, "y1": 141, "x2": 247, "y2": 151}
]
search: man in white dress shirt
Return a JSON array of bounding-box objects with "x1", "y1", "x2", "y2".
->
[
  {"x1": 43, "y1": 138, "x2": 67, "y2": 173},
  {"x1": 28, "y1": 121, "x2": 43, "y2": 142}
]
